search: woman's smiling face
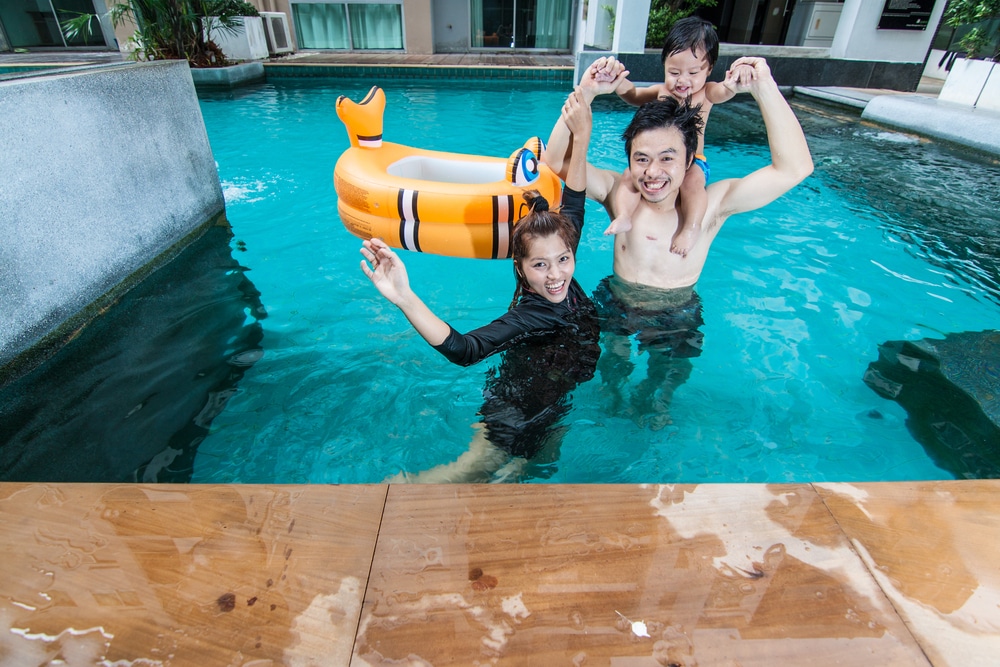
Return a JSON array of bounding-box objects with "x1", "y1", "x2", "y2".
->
[{"x1": 518, "y1": 233, "x2": 575, "y2": 303}]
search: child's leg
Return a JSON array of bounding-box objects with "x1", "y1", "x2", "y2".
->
[
  {"x1": 604, "y1": 167, "x2": 640, "y2": 235},
  {"x1": 672, "y1": 164, "x2": 707, "y2": 257}
]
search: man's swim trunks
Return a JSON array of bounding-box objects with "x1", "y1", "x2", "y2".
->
[
  {"x1": 592, "y1": 275, "x2": 704, "y2": 358},
  {"x1": 693, "y1": 154, "x2": 710, "y2": 182}
]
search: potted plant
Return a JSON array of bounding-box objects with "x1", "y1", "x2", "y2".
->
[
  {"x1": 938, "y1": 0, "x2": 1000, "y2": 108},
  {"x1": 205, "y1": 0, "x2": 269, "y2": 62},
  {"x1": 61, "y1": 0, "x2": 254, "y2": 68}
]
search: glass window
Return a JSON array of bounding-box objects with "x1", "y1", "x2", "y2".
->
[
  {"x1": 293, "y1": 3, "x2": 350, "y2": 49},
  {"x1": 471, "y1": 0, "x2": 570, "y2": 50},
  {"x1": 291, "y1": 2, "x2": 403, "y2": 50},
  {"x1": 56, "y1": 0, "x2": 104, "y2": 47},
  {"x1": 349, "y1": 3, "x2": 403, "y2": 49},
  {"x1": 0, "y1": 0, "x2": 107, "y2": 49}
]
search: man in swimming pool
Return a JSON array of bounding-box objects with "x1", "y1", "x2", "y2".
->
[{"x1": 544, "y1": 57, "x2": 813, "y2": 427}]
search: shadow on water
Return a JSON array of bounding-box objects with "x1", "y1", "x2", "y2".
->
[
  {"x1": 0, "y1": 222, "x2": 266, "y2": 483},
  {"x1": 864, "y1": 331, "x2": 1000, "y2": 479}
]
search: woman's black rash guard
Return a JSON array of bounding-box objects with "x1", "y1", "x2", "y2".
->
[{"x1": 433, "y1": 186, "x2": 589, "y2": 367}]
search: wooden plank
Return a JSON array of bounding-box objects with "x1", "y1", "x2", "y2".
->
[
  {"x1": 356, "y1": 484, "x2": 928, "y2": 665},
  {"x1": 817, "y1": 480, "x2": 1000, "y2": 667},
  {"x1": 0, "y1": 483, "x2": 386, "y2": 665}
]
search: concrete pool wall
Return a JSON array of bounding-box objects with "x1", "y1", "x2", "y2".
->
[{"x1": 0, "y1": 60, "x2": 224, "y2": 375}]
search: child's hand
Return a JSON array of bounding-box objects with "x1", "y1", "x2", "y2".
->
[
  {"x1": 582, "y1": 57, "x2": 630, "y2": 96},
  {"x1": 591, "y1": 59, "x2": 618, "y2": 84},
  {"x1": 724, "y1": 57, "x2": 770, "y2": 93}
]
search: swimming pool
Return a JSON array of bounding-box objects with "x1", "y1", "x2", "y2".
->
[{"x1": 2, "y1": 78, "x2": 999, "y2": 484}]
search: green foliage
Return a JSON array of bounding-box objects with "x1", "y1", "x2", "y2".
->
[
  {"x1": 601, "y1": 3, "x2": 616, "y2": 35},
  {"x1": 944, "y1": 0, "x2": 1000, "y2": 60},
  {"x1": 60, "y1": 0, "x2": 253, "y2": 67},
  {"x1": 212, "y1": 0, "x2": 259, "y2": 17},
  {"x1": 645, "y1": 0, "x2": 717, "y2": 49}
]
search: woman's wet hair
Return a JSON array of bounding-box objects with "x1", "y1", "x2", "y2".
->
[
  {"x1": 661, "y1": 16, "x2": 719, "y2": 70},
  {"x1": 509, "y1": 190, "x2": 580, "y2": 308},
  {"x1": 622, "y1": 97, "x2": 704, "y2": 167}
]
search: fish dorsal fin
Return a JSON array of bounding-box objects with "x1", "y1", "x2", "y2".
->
[{"x1": 336, "y1": 86, "x2": 386, "y2": 148}]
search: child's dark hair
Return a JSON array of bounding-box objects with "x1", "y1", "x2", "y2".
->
[
  {"x1": 509, "y1": 190, "x2": 580, "y2": 308},
  {"x1": 622, "y1": 97, "x2": 704, "y2": 166},
  {"x1": 661, "y1": 17, "x2": 719, "y2": 70}
]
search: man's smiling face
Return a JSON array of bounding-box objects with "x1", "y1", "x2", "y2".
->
[{"x1": 628, "y1": 126, "x2": 691, "y2": 204}]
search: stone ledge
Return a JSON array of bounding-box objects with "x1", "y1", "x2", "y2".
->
[
  {"x1": 190, "y1": 61, "x2": 265, "y2": 88},
  {"x1": 861, "y1": 94, "x2": 1000, "y2": 156}
]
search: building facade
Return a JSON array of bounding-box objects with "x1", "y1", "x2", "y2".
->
[{"x1": 0, "y1": 0, "x2": 950, "y2": 78}]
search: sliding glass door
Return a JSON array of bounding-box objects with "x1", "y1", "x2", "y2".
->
[{"x1": 471, "y1": 0, "x2": 571, "y2": 49}]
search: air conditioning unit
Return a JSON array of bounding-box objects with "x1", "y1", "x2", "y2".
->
[{"x1": 260, "y1": 11, "x2": 293, "y2": 55}]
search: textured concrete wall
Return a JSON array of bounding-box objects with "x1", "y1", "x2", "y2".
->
[{"x1": 0, "y1": 60, "x2": 224, "y2": 368}]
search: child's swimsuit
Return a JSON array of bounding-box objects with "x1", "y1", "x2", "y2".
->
[
  {"x1": 432, "y1": 186, "x2": 600, "y2": 463},
  {"x1": 694, "y1": 154, "x2": 710, "y2": 182}
]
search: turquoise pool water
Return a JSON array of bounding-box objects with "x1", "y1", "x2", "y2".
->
[
  {"x1": 180, "y1": 78, "x2": 1000, "y2": 484},
  {"x1": 2, "y1": 79, "x2": 998, "y2": 484}
]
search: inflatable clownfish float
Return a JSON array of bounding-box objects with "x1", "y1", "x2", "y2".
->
[{"x1": 334, "y1": 86, "x2": 561, "y2": 259}]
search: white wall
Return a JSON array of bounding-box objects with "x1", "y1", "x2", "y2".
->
[
  {"x1": 612, "y1": 0, "x2": 651, "y2": 53},
  {"x1": 432, "y1": 0, "x2": 468, "y2": 52},
  {"x1": 831, "y1": 0, "x2": 946, "y2": 63}
]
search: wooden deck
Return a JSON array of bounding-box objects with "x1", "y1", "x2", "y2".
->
[{"x1": 2, "y1": 481, "x2": 998, "y2": 665}]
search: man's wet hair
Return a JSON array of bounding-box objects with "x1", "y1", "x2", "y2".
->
[
  {"x1": 622, "y1": 97, "x2": 704, "y2": 166},
  {"x1": 661, "y1": 16, "x2": 719, "y2": 70}
]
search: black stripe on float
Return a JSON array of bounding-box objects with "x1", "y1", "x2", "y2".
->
[
  {"x1": 492, "y1": 195, "x2": 514, "y2": 259},
  {"x1": 397, "y1": 189, "x2": 409, "y2": 251},
  {"x1": 492, "y1": 196, "x2": 500, "y2": 259},
  {"x1": 410, "y1": 190, "x2": 421, "y2": 252},
  {"x1": 397, "y1": 189, "x2": 421, "y2": 253},
  {"x1": 503, "y1": 196, "x2": 514, "y2": 258},
  {"x1": 357, "y1": 133, "x2": 382, "y2": 143}
]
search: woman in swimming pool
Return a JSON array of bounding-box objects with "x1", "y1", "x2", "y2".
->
[{"x1": 359, "y1": 89, "x2": 598, "y2": 482}]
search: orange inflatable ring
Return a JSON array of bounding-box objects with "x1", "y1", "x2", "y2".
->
[{"x1": 334, "y1": 86, "x2": 562, "y2": 259}]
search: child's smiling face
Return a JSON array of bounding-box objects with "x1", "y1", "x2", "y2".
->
[{"x1": 662, "y1": 48, "x2": 712, "y2": 101}]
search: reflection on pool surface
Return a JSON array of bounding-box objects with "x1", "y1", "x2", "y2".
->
[{"x1": 2, "y1": 79, "x2": 999, "y2": 483}]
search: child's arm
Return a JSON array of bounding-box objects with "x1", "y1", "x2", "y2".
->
[
  {"x1": 704, "y1": 81, "x2": 737, "y2": 105},
  {"x1": 615, "y1": 80, "x2": 667, "y2": 107},
  {"x1": 705, "y1": 61, "x2": 758, "y2": 104},
  {"x1": 360, "y1": 238, "x2": 450, "y2": 346}
]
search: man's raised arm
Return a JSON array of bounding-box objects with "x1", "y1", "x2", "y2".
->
[
  {"x1": 542, "y1": 57, "x2": 628, "y2": 205},
  {"x1": 714, "y1": 58, "x2": 813, "y2": 218}
]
